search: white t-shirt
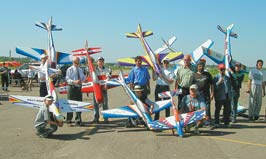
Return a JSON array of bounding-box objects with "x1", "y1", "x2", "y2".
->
[
  {"x1": 156, "y1": 67, "x2": 175, "y2": 86},
  {"x1": 248, "y1": 68, "x2": 265, "y2": 85}
]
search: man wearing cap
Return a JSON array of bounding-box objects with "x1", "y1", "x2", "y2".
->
[
  {"x1": 180, "y1": 84, "x2": 206, "y2": 134},
  {"x1": 192, "y1": 60, "x2": 214, "y2": 125},
  {"x1": 34, "y1": 95, "x2": 63, "y2": 138},
  {"x1": 152, "y1": 58, "x2": 175, "y2": 120},
  {"x1": 228, "y1": 62, "x2": 244, "y2": 123},
  {"x1": 212, "y1": 63, "x2": 232, "y2": 128},
  {"x1": 128, "y1": 56, "x2": 151, "y2": 99},
  {"x1": 38, "y1": 54, "x2": 61, "y2": 94},
  {"x1": 65, "y1": 56, "x2": 86, "y2": 126},
  {"x1": 92, "y1": 56, "x2": 112, "y2": 123},
  {"x1": 175, "y1": 54, "x2": 197, "y2": 109},
  {"x1": 125, "y1": 85, "x2": 154, "y2": 127},
  {"x1": 38, "y1": 54, "x2": 49, "y2": 97},
  {"x1": 246, "y1": 59, "x2": 265, "y2": 121}
]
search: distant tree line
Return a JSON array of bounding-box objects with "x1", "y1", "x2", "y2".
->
[{"x1": 0, "y1": 56, "x2": 37, "y2": 63}]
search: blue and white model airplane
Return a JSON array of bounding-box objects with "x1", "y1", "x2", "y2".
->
[
  {"x1": 201, "y1": 24, "x2": 248, "y2": 73},
  {"x1": 101, "y1": 70, "x2": 172, "y2": 129},
  {"x1": 16, "y1": 17, "x2": 85, "y2": 65}
]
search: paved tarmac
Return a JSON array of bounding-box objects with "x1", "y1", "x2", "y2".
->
[{"x1": 0, "y1": 81, "x2": 266, "y2": 159}]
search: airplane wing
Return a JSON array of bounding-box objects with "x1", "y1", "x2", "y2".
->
[
  {"x1": 117, "y1": 52, "x2": 183, "y2": 67},
  {"x1": 9, "y1": 95, "x2": 94, "y2": 113},
  {"x1": 202, "y1": 47, "x2": 248, "y2": 72},
  {"x1": 148, "y1": 109, "x2": 205, "y2": 130},
  {"x1": 101, "y1": 100, "x2": 172, "y2": 119},
  {"x1": 117, "y1": 57, "x2": 149, "y2": 66},
  {"x1": 190, "y1": 39, "x2": 214, "y2": 63},
  {"x1": 58, "y1": 75, "x2": 129, "y2": 94},
  {"x1": 157, "y1": 52, "x2": 183, "y2": 63},
  {"x1": 16, "y1": 47, "x2": 86, "y2": 65}
]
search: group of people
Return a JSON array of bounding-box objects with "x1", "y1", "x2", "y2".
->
[{"x1": 32, "y1": 52, "x2": 265, "y2": 138}]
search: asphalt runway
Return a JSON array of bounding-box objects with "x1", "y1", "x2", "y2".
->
[{"x1": 0, "y1": 80, "x2": 266, "y2": 159}]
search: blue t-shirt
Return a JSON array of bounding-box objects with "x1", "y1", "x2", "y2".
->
[
  {"x1": 181, "y1": 94, "x2": 206, "y2": 113},
  {"x1": 128, "y1": 66, "x2": 150, "y2": 86}
]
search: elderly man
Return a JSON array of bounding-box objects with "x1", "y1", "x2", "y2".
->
[
  {"x1": 180, "y1": 84, "x2": 206, "y2": 134},
  {"x1": 175, "y1": 54, "x2": 197, "y2": 109},
  {"x1": 212, "y1": 63, "x2": 232, "y2": 129},
  {"x1": 65, "y1": 56, "x2": 86, "y2": 126}
]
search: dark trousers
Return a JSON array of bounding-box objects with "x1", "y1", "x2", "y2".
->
[
  {"x1": 231, "y1": 90, "x2": 240, "y2": 119},
  {"x1": 177, "y1": 87, "x2": 189, "y2": 109},
  {"x1": 66, "y1": 85, "x2": 82, "y2": 123},
  {"x1": 154, "y1": 85, "x2": 170, "y2": 120},
  {"x1": 203, "y1": 95, "x2": 211, "y2": 120},
  {"x1": 214, "y1": 95, "x2": 231, "y2": 125},
  {"x1": 1, "y1": 75, "x2": 9, "y2": 90},
  {"x1": 40, "y1": 82, "x2": 48, "y2": 97}
]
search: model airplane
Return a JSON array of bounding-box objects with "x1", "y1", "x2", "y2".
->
[
  {"x1": 58, "y1": 41, "x2": 129, "y2": 96},
  {"x1": 117, "y1": 36, "x2": 183, "y2": 67},
  {"x1": 58, "y1": 74, "x2": 128, "y2": 94},
  {"x1": 101, "y1": 70, "x2": 172, "y2": 129},
  {"x1": 9, "y1": 50, "x2": 94, "y2": 120},
  {"x1": 118, "y1": 25, "x2": 183, "y2": 74},
  {"x1": 201, "y1": 24, "x2": 248, "y2": 73},
  {"x1": 71, "y1": 40, "x2": 105, "y2": 104},
  {"x1": 9, "y1": 18, "x2": 94, "y2": 121},
  {"x1": 15, "y1": 17, "x2": 87, "y2": 64},
  {"x1": 157, "y1": 90, "x2": 183, "y2": 137}
]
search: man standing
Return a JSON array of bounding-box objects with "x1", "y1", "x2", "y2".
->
[
  {"x1": 175, "y1": 54, "x2": 196, "y2": 109},
  {"x1": 193, "y1": 60, "x2": 214, "y2": 125},
  {"x1": 128, "y1": 56, "x2": 151, "y2": 99},
  {"x1": 38, "y1": 54, "x2": 49, "y2": 97},
  {"x1": 213, "y1": 64, "x2": 232, "y2": 128},
  {"x1": 0, "y1": 62, "x2": 9, "y2": 91},
  {"x1": 152, "y1": 58, "x2": 175, "y2": 120},
  {"x1": 92, "y1": 56, "x2": 111, "y2": 124},
  {"x1": 65, "y1": 56, "x2": 86, "y2": 126},
  {"x1": 246, "y1": 59, "x2": 265, "y2": 121},
  {"x1": 229, "y1": 62, "x2": 244, "y2": 123}
]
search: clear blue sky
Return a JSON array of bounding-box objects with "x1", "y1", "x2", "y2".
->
[{"x1": 0, "y1": 0, "x2": 265, "y2": 66}]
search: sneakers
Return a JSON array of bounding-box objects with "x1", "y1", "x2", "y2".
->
[{"x1": 254, "y1": 116, "x2": 259, "y2": 120}]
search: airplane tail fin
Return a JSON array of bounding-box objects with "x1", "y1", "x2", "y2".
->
[
  {"x1": 217, "y1": 25, "x2": 237, "y2": 38},
  {"x1": 126, "y1": 24, "x2": 153, "y2": 38},
  {"x1": 155, "y1": 36, "x2": 177, "y2": 54},
  {"x1": 190, "y1": 39, "x2": 214, "y2": 63},
  {"x1": 35, "y1": 17, "x2": 62, "y2": 31},
  {"x1": 126, "y1": 31, "x2": 153, "y2": 38}
]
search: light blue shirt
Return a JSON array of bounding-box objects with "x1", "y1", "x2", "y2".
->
[{"x1": 66, "y1": 65, "x2": 86, "y2": 86}]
